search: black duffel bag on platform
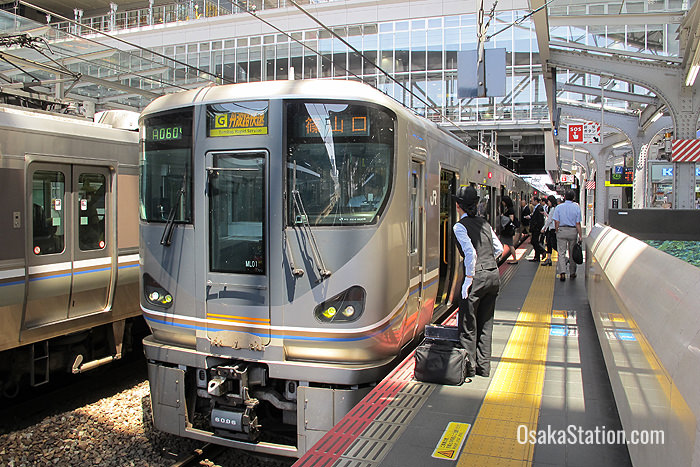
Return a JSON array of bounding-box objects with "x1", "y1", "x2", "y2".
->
[{"x1": 414, "y1": 341, "x2": 471, "y2": 386}]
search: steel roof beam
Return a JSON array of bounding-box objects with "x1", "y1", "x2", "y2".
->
[
  {"x1": 549, "y1": 11, "x2": 685, "y2": 28},
  {"x1": 550, "y1": 40, "x2": 683, "y2": 64},
  {"x1": 558, "y1": 83, "x2": 658, "y2": 105}
]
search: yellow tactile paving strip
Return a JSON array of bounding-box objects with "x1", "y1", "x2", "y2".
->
[{"x1": 457, "y1": 261, "x2": 556, "y2": 467}]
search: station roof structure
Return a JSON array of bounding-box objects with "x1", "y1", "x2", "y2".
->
[{"x1": 0, "y1": 0, "x2": 698, "y2": 178}]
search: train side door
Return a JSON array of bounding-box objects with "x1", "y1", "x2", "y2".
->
[
  {"x1": 405, "y1": 160, "x2": 424, "y2": 342},
  {"x1": 436, "y1": 169, "x2": 456, "y2": 309},
  {"x1": 26, "y1": 163, "x2": 114, "y2": 328},
  {"x1": 26, "y1": 163, "x2": 72, "y2": 327},
  {"x1": 70, "y1": 165, "x2": 112, "y2": 318},
  {"x1": 205, "y1": 151, "x2": 271, "y2": 349}
]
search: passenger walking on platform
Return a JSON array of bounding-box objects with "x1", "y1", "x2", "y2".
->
[
  {"x1": 515, "y1": 198, "x2": 531, "y2": 245},
  {"x1": 540, "y1": 195, "x2": 558, "y2": 266},
  {"x1": 528, "y1": 197, "x2": 545, "y2": 262},
  {"x1": 499, "y1": 195, "x2": 518, "y2": 264},
  {"x1": 453, "y1": 186, "x2": 503, "y2": 378},
  {"x1": 552, "y1": 190, "x2": 582, "y2": 281}
]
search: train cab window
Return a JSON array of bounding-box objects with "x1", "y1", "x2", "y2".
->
[
  {"x1": 78, "y1": 173, "x2": 106, "y2": 250},
  {"x1": 32, "y1": 171, "x2": 65, "y2": 255},
  {"x1": 286, "y1": 101, "x2": 394, "y2": 226},
  {"x1": 140, "y1": 109, "x2": 193, "y2": 223}
]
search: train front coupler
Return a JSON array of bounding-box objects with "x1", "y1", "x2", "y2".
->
[{"x1": 201, "y1": 363, "x2": 265, "y2": 441}]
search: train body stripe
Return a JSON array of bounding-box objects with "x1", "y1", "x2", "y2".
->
[
  {"x1": 118, "y1": 254, "x2": 139, "y2": 263},
  {"x1": 1, "y1": 255, "x2": 137, "y2": 286},
  {"x1": 144, "y1": 306, "x2": 406, "y2": 342},
  {"x1": 74, "y1": 257, "x2": 112, "y2": 268},
  {"x1": 143, "y1": 299, "x2": 409, "y2": 340},
  {"x1": 0, "y1": 268, "x2": 25, "y2": 280},
  {"x1": 28, "y1": 262, "x2": 73, "y2": 275},
  {"x1": 207, "y1": 313, "x2": 271, "y2": 324},
  {"x1": 0, "y1": 278, "x2": 24, "y2": 287}
]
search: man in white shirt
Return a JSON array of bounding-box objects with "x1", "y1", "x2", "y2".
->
[
  {"x1": 453, "y1": 186, "x2": 503, "y2": 377},
  {"x1": 551, "y1": 189, "x2": 582, "y2": 281}
]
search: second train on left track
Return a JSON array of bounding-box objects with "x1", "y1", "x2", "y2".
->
[{"x1": 140, "y1": 79, "x2": 535, "y2": 457}]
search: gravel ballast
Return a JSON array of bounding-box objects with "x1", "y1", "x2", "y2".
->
[{"x1": 0, "y1": 380, "x2": 294, "y2": 467}]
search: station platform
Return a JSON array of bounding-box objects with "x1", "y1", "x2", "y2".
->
[{"x1": 293, "y1": 244, "x2": 631, "y2": 467}]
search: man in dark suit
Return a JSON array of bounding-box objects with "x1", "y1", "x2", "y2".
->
[{"x1": 528, "y1": 197, "x2": 546, "y2": 262}]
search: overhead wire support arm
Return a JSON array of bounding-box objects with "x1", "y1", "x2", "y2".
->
[
  {"x1": 486, "y1": 0, "x2": 555, "y2": 41},
  {"x1": 0, "y1": 50, "x2": 80, "y2": 81},
  {"x1": 18, "y1": 0, "x2": 231, "y2": 86}
]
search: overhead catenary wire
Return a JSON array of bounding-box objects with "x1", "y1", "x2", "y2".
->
[
  {"x1": 0, "y1": 31, "x2": 188, "y2": 96},
  {"x1": 18, "y1": 0, "x2": 230, "y2": 86},
  {"x1": 288, "y1": 0, "x2": 467, "y2": 136},
  {"x1": 230, "y1": 0, "x2": 449, "y2": 125},
  {"x1": 229, "y1": 0, "x2": 364, "y2": 82},
  {"x1": 18, "y1": 0, "x2": 504, "y2": 144}
]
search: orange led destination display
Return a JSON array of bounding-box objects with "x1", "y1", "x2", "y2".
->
[
  {"x1": 302, "y1": 114, "x2": 369, "y2": 138},
  {"x1": 207, "y1": 101, "x2": 268, "y2": 137}
]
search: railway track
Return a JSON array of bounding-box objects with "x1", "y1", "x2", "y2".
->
[{"x1": 171, "y1": 444, "x2": 227, "y2": 467}]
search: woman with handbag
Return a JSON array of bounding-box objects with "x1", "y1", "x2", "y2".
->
[{"x1": 540, "y1": 195, "x2": 558, "y2": 266}]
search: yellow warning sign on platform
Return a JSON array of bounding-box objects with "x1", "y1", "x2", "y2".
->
[{"x1": 431, "y1": 422, "x2": 471, "y2": 460}]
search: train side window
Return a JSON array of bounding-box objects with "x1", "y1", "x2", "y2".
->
[
  {"x1": 78, "y1": 173, "x2": 106, "y2": 250},
  {"x1": 32, "y1": 170, "x2": 65, "y2": 255}
]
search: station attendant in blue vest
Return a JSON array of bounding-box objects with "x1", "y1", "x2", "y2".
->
[{"x1": 453, "y1": 186, "x2": 503, "y2": 377}]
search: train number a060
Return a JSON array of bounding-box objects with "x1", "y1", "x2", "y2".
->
[{"x1": 150, "y1": 126, "x2": 183, "y2": 142}]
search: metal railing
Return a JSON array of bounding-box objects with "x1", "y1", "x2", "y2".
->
[{"x1": 53, "y1": 0, "x2": 340, "y2": 34}]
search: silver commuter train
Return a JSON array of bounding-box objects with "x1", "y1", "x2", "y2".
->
[
  {"x1": 140, "y1": 80, "x2": 534, "y2": 456},
  {"x1": 0, "y1": 106, "x2": 141, "y2": 398}
]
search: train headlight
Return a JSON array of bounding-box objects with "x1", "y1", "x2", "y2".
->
[
  {"x1": 314, "y1": 286, "x2": 365, "y2": 323},
  {"x1": 143, "y1": 273, "x2": 174, "y2": 309}
]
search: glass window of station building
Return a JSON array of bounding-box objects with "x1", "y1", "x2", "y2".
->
[
  {"x1": 89, "y1": 10, "x2": 547, "y2": 125},
  {"x1": 48, "y1": 0, "x2": 686, "y2": 140}
]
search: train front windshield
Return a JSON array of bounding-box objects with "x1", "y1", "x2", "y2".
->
[
  {"x1": 140, "y1": 109, "x2": 193, "y2": 223},
  {"x1": 287, "y1": 101, "x2": 394, "y2": 226}
]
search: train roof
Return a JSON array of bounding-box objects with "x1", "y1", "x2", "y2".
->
[
  {"x1": 0, "y1": 105, "x2": 139, "y2": 144},
  {"x1": 142, "y1": 80, "x2": 412, "y2": 117}
]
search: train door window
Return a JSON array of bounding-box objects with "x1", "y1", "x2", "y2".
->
[
  {"x1": 32, "y1": 170, "x2": 65, "y2": 255},
  {"x1": 208, "y1": 153, "x2": 266, "y2": 275},
  {"x1": 410, "y1": 169, "x2": 420, "y2": 254},
  {"x1": 437, "y1": 170, "x2": 456, "y2": 306},
  {"x1": 78, "y1": 173, "x2": 106, "y2": 250},
  {"x1": 476, "y1": 184, "x2": 490, "y2": 221}
]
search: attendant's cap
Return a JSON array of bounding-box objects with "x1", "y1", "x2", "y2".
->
[{"x1": 453, "y1": 186, "x2": 479, "y2": 206}]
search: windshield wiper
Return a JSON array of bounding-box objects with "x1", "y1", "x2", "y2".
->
[
  {"x1": 291, "y1": 160, "x2": 331, "y2": 279},
  {"x1": 160, "y1": 175, "x2": 186, "y2": 247}
]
